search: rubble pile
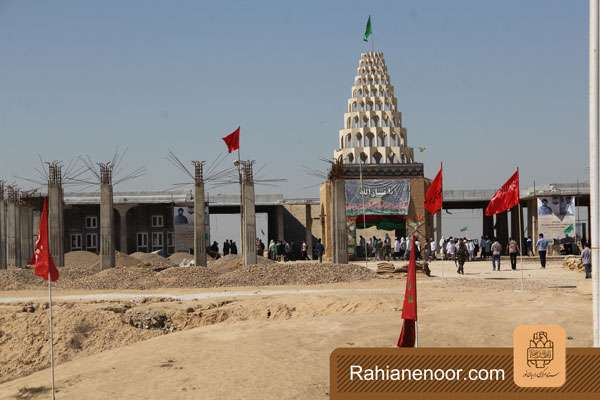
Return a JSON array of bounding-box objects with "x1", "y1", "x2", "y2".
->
[{"x1": 563, "y1": 256, "x2": 584, "y2": 272}]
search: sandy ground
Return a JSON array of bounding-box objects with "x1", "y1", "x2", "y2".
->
[{"x1": 0, "y1": 259, "x2": 592, "y2": 399}]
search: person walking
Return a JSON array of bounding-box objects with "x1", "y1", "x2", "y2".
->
[
  {"x1": 466, "y1": 239, "x2": 475, "y2": 261},
  {"x1": 429, "y1": 238, "x2": 437, "y2": 260},
  {"x1": 446, "y1": 239, "x2": 457, "y2": 266},
  {"x1": 582, "y1": 240, "x2": 592, "y2": 279},
  {"x1": 456, "y1": 239, "x2": 468, "y2": 275},
  {"x1": 314, "y1": 239, "x2": 324, "y2": 263},
  {"x1": 526, "y1": 236, "x2": 533, "y2": 256},
  {"x1": 301, "y1": 241, "x2": 308, "y2": 260},
  {"x1": 508, "y1": 237, "x2": 520, "y2": 270},
  {"x1": 536, "y1": 233, "x2": 549, "y2": 268},
  {"x1": 491, "y1": 238, "x2": 502, "y2": 271},
  {"x1": 223, "y1": 240, "x2": 231, "y2": 256}
]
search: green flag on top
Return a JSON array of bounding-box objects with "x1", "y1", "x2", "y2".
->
[{"x1": 363, "y1": 16, "x2": 372, "y2": 42}]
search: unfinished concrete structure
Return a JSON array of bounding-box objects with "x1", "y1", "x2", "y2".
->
[
  {"x1": 48, "y1": 162, "x2": 65, "y2": 267},
  {"x1": 99, "y1": 163, "x2": 115, "y2": 269},
  {"x1": 241, "y1": 161, "x2": 257, "y2": 266},
  {"x1": 19, "y1": 194, "x2": 34, "y2": 265},
  {"x1": 5, "y1": 187, "x2": 21, "y2": 266},
  {"x1": 193, "y1": 161, "x2": 207, "y2": 267},
  {"x1": 0, "y1": 182, "x2": 6, "y2": 269},
  {"x1": 334, "y1": 52, "x2": 414, "y2": 165}
]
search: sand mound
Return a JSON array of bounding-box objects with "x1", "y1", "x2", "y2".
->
[
  {"x1": 61, "y1": 267, "x2": 161, "y2": 290},
  {"x1": 0, "y1": 267, "x2": 42, "y2": 290},
  {"x1": 168, "y1": 252, "x2": 194, "y2": 265},
  {"x1": 129, "y1": 252, "x2": 175, "y2": 268},
  {"x1": 90, "y1": 252, "x2": 143, "y2": 269},
  {"x1": 64, "y1": 251, "x2": 99, "y2": 268},
  {"x1": 209, "y1": 255, "x2": 275, "y2": 273}
]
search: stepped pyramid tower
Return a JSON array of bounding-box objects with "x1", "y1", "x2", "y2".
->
[{"x1": 334, "y1": 52, "x2": 414, "y2": 165}]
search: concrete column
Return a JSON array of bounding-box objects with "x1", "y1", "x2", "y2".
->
[
  {"x1": 332, "y1": 178, "x2": 348, "y2": 264},
  {"x1": 305, "y1": 204, "x2": 313, "y2": 259},
  {"x1": 48, "y1": 162, "x2": 65, "y2": 267},
  {"x1": 483, "y1": 213, "x2": 494, "y2": 239},
  {"x1": 6, "y1": 192, "x2": 17, "y2": 266},
  {"x1": 241, "y1": 161, "x2": 257, "y2": 266},
  {"x1": 435, "y1": 211, "x2": 442, "y2": 244},
  {"x1": 276, "y1": 205, "x2": 285, "y2": 241},
  {"x1": 6, "y1": 189, "x2": 22, "y2": 266},
  {"x1": 496, "y1": 212, "x2": 509, "y2": 248},
  {"x1": 100, "y1": 181, "x2": 115, "y2": 269},
  {"x1": 19, "y1": 205, "x2": 33, "y2": 266},
  {"x1": 193, "y1": 161, "x2": 207, "y2": 267},
  {"x1": 0, "y1": 183, "x2": 6, "y2": 269},
  {"x1": 510, "y1": 206, "x2": 520, "y2": 241}
]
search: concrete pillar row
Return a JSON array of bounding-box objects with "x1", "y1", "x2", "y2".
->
[
  {"x1": 483, "y1": 213, "x2": 494, "y2": 239},
  {"x1": 193, "y1": 161, "x2": 207, "y2": 267}
]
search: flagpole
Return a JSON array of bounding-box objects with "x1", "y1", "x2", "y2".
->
[{"x1": 48, "y1": 279, "x2": 56, "y2": 400}]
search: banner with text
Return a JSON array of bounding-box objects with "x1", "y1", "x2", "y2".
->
[{"x1": 345, "y1": 179, "x2": 411, "y2": 217}]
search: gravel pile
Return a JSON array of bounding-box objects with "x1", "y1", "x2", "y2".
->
[
  {"x1": 91, "y1": 252, "x2": 143, "y2": 269},
  {"x1": 209, "y1": 255, "x2": 275, "y2": 273},
  {"x1": 0, "y1": 261, "x2": 376, "y2": 291},
  {"x1": 157, "y1": 267, "x2": 218, "y2": 288},
  {"x1": 214, "y1": 263, "x2": 376, "y2": 287}
]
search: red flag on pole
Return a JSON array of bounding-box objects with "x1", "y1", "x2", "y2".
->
[
  {"x1": 397, "y1": 235, "x2": 417, "y2": 347},
  {"x1": 484, "y1": 169, "x2": 520, "y2": 216},
  {"x1": 424, "y1": 163, "x2": 443, "y2": 214},
  {"x1": 33, "y1": 198, "x2": 59, "y2": 282},
  {"x1": 222, "y1": 127, "x2": 240, "y2": 153}
]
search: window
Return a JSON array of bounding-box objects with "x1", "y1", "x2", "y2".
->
[
  {"x1": 85, "y1": 233, "x2": 97, "y2": 249},
  {"x1": 151, "y1": 215, "x2": 164, "y2": 228},
  {"x1": 70, "y1": 234, "x2": 82, "y2": 250},
  {"x1": 152, "y1": 232, "x2": 164, "y2": 249},
  {"x1": 136, "y1": 232, "x2": 148, "y2": 250},
  {"x1": 167, "y1": 232, "x2": 174, "y2": 247},
  {"x1": 85, "y1": 216, "x2": 98, "y2": 229}
]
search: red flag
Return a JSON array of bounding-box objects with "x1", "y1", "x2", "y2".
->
[
  {"x1": 424, "y1": 164, "x2": 443, "y2": 214},
  {"x1": 33, "y1": 198, "x2": 59, "y2": 282},
  {"x1": 222, "y1": 127, "x2": 240, "y2": 153},
  {"x1": 397, "y1": 235, "x2": 417, "y2": 347},
  {"x1": 484, "y1": 169, "x2": 520, "y2": 216}
]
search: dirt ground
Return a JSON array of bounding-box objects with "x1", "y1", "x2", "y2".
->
[{"x1": 0, "y1": 259, "x2": 592, "y2": 400}]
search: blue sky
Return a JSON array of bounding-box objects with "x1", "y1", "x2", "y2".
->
[{"x1": 0, "y1": 1, "x2": 589, "y2": 238}]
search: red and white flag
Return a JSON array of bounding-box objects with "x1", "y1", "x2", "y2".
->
[
  {"x1": 424, "y1": 163, "x2": 443, "y2": 214},
  {"x1": 484, "y1": 169, "x2": 520, "y2": 216},
  {"x1": 33, "y1": 197, "x2": 59, "y2": 282},
  {"x1": 397, "y1": 235, "x2": 417, "y2": 347},
  {"x1": 222, "y1": 127, "x2": 240, "y2": 153}
]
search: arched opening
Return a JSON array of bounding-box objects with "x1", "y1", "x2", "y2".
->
[
  {"x1": 366, "y1": 132, "x2": 375, "y2": 147},
  {"x1": 355, "y1": 132, "x2": 363, "y2": 147},
  {"x1": 359, "y1": 152, "x2": 368, "y2": 163},
  {"x1": 387, "y1": 152, "x2": 396, "y2": 163},
  {"x1": 372, "y1": 151, "x2": 383, "y2": 164},
  {"x1": 347, "y1": 153, "x2": 354, "y2": 163},
  {"x1": 377, "y1": 132, "x2": 385, "y2": 146},
  {"x1": 346, "y1": 133, "x2": 352, "y2": 147}
]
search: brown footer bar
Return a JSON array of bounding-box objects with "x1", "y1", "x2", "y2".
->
[{"x1": 330, "y1": 348, "x2": 600, "y2": 400}]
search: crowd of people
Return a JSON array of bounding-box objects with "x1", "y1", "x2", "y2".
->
[{"x1": 206, "y1": 238, "x2": 326, "y2": 263}]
